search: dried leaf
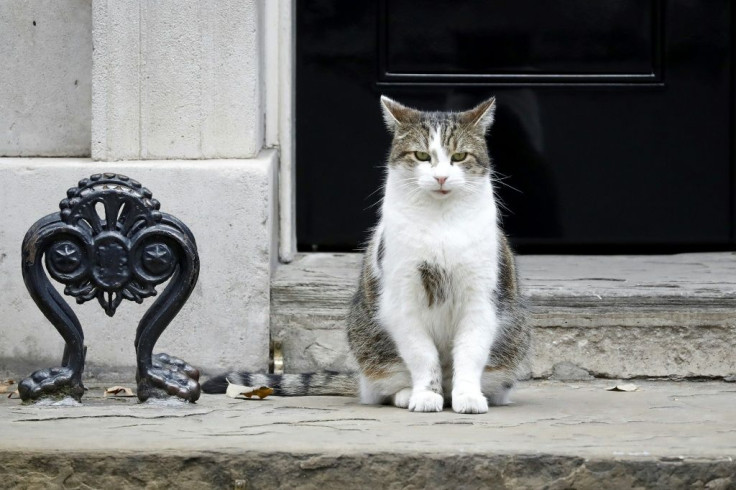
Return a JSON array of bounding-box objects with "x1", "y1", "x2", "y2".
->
[
  {"x1": 0, "y1": 380, "x2": 16, "y2": 394},
  {"x1": 244, "y1": 386, "x2": 274, "y2": 399},
  {"x1": 104, "y1": 386, "x2": 135, "y2": 397},
  {"x1": 8, "y1": 390, "x2": 20, "y2": 399},
  {"x1": 606, "y1": 383, "x2": 639, "y2": 392},
  {"x1": 225, "y1": 379, "x2": 274, "y2": 400}
]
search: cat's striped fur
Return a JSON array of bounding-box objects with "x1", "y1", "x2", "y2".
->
[{"x1": 202, "y1": 371, "x2": 355, "y2": 396}]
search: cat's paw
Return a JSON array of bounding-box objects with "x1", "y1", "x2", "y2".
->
[
  {"x1": 409, "y1": 390, "x2": 444, "y2": 412},
  {"x1": 393, "y1": 388, "x2": 412, "y2": 409},
  {"x1": 452, "y1": 390, "x2": 488, "y2": 414}
]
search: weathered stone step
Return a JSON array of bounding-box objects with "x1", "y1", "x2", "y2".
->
[
  {"x1": 2, "y1": 381, "x2": 734, "y2": 489},
  {"x1": 271, "y1": 253, "x2": 736, "y2": 379}
]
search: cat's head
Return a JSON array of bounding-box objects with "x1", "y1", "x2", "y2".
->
[{"x1": 380, "y1": 96, "x2": 496, "y2": 200}]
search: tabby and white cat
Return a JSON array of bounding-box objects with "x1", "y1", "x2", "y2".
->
[
  {"x1": 347, "y1": 96, "x2": 529, "y2": 413},
  {"x1": 203, "y1": 96, "x2": 530, "y2": 414}
]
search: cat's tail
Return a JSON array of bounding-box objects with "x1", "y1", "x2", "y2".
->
[{"x1": 201, "y1": 371, "x2": 358, "y2": 396}]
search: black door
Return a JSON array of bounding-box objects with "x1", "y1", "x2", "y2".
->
[{"x1": 297, "y1": 1, "x2": 733, "y2": 253}]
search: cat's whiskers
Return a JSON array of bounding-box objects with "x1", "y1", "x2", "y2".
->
[
  {"x1": 491, "y1": 170, "x2": 522, "y2": 194},
  {"x1": 364, "y1": 196, "x2": 384, "y2": 211},
  {"x1": 365, "y1": 179, "x2": 394, "y2": 211}
]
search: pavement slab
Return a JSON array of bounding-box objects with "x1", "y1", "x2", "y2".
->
[{"x1": 1, "y1": 380, "x2": 734, "y2": 489}]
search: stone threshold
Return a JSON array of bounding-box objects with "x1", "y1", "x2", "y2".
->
[
  {"x1": 1, "y1": 380, "x2": 734, "y2": 488},
  {"x1": 271, "y1": 253, "x2": 736, "y2": 379}
]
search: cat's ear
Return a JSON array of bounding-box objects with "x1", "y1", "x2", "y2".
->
[
  {"x1": 461, "y1": 97, "x2": 496, "y2": 133},
  {"x1": 380, "y1": 96, "x2": 420, "y2": 133}
]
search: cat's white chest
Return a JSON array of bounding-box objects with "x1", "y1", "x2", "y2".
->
[
  {"x1": 378, "y1": 203, "x2": 499, "y2": 359},
  {"x1": 384, "y1": 199, "x2": 498, "y2": 268},
  {"x1": 379, "y1": 201, "x2": 499, "y2": 324}
]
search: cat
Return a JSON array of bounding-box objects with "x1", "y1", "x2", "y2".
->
[
  {"x1": 202, "y1": 96, "x2": 530, "y2": 413},
  {"x1": 346, "y1": 96, "x2": 530, "y2": 413}
]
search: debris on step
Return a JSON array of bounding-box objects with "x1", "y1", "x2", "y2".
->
[
  {"x1": 0, "y1": 380, "x2": 15, "y2": 394},
  {"x1": 226, "y1": 379, "x2": 274, "y2": 400},
  {"x1": 104, "y1": 386, "x2": 135, "y2": 397},
  {"x1": 550, "y1": 361, "x2": 594, "y2": 381},
  {"x1": 607, "y1": 383, "x2": 639, "y2": 392}
]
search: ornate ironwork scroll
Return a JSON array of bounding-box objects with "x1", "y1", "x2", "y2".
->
[{"x1": 19, "y1": 173, "x2": 201, "y2": 403}]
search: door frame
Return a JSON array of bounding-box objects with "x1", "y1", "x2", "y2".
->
[{"x1": 266, "y1": 0, "x2": 297, "y2": 263}]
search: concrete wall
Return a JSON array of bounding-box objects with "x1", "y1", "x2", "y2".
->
[
  {"x1": 0, "y1": 0, "x2": 291, "y2": 380},
  {"x1": 92, "y1": 0, "x2": 265, "y2": 160},
  {"x1": 0, "y1": 154, "x2": 277, "y2": 380},
  {"x1": 0, "y1": 0, "x2": 92, "y2": 156},
  {"x1": 1, "y1": 0, "x2": 273, "y2": 161}
]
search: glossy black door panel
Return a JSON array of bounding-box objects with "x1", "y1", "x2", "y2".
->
[
  {"x1": 297, "y1": 1, "x2": 732, "y2": 251},
  {"x1": 382, "y1": 0, "x2": 662, "y2": 82}
]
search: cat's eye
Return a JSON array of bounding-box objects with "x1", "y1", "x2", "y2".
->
[
  {"x1": 414, "y1": 151, "x2": 431, "y2": 161},
  {"x1": 451, "y1": 152, "x2": 468, "y2": 162}
]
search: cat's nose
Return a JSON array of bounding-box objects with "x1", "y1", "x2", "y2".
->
[{"x1": 434, "y1": 176, "x2": 448, "y2": 186}]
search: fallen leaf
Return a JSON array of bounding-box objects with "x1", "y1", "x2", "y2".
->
[
  {"x1": 104, "y1": 386, "x2": 135, "y2": 397},
  {"x1": 8, "y1": 390, "x2": 20, "y2": 399},
  {"x1": 606, "y1": 383, "x2": 639, "y2": 392},
  {"x1": 0, "y1": 380, "x2": 16, "y2": 394},
  {"x1": 244, "y1": 386, "x2": 275, "y2": 399},
  {"x1": 225, "y1": 379, "x2": 274, "y2": 400}
]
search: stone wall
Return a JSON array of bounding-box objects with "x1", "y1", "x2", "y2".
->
[
  {"x1": 0, "y1": 0, "x2": 286, "y2": 379},
  {"x1": 0, "y1": 0, "x2": 92, "y2": 156},
  {"x1": 92, "y1": 0, "x2": 265, "y2": 160}
]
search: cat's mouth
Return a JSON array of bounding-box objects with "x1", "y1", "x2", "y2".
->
[{"x1": 434, "y1": 189, "x2": 451, "y2": 195}]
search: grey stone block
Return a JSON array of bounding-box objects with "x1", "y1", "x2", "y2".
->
[
  {"x1": 0, "y1": 0, "x2": 92, "y2": 156},
  {"x1": 92, "y1": 0, "x2": 264, "y2": 160},
  {"x1": 271, "y1": 253, "x2": 736, "y2": 379}
]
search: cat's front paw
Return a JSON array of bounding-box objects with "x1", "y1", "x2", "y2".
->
[
  {"x1": 452, "y1": 389, "x2": 488, "y2": 414},
  {"x1": 409, "y1": 390, "x2": 444, "y2": 412},
  {"x1": 393, "y1": 388, "x2": 412, "y2": 409}
]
